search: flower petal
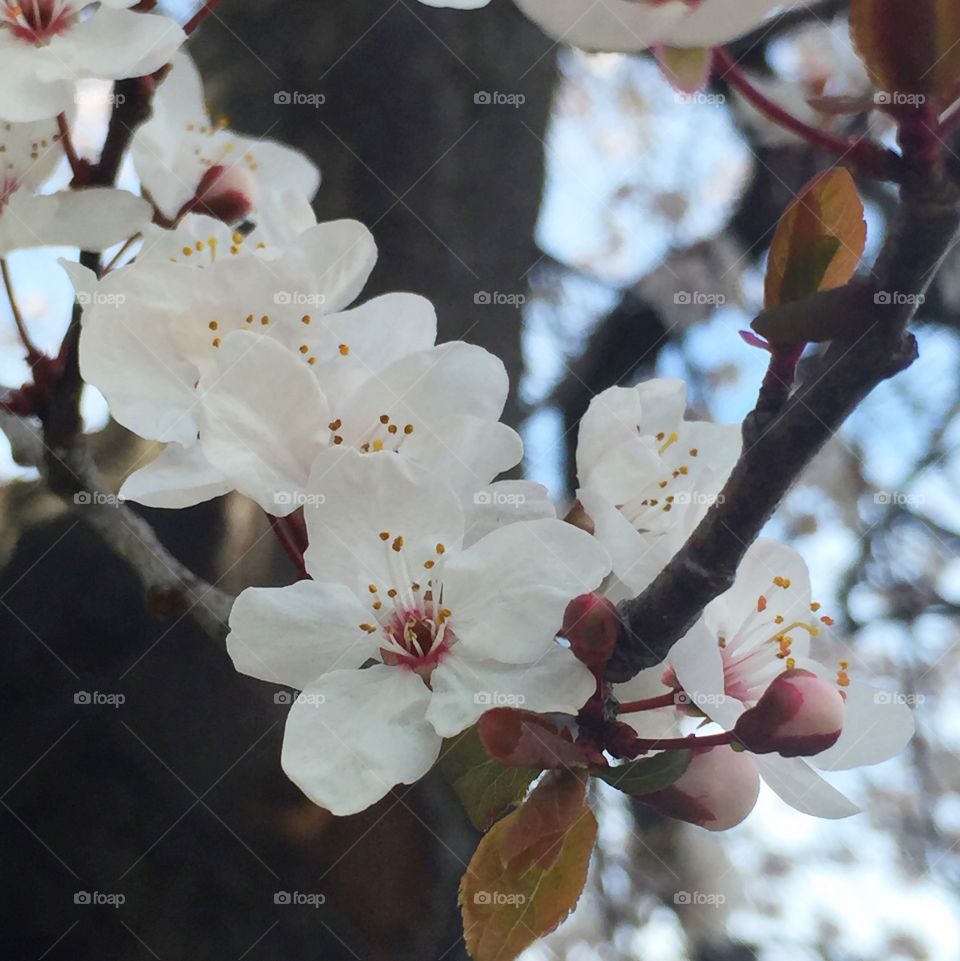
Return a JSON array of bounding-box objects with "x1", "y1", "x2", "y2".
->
[
  {"x1": 198, "y1": 331, "x2": 330, "y2": 514},
  {"x1": 303, "y1": 448, "x2": 464, "y2": 591},
  {"x1": 227, "y1": 580, "x2": 377, "y2": 688},
  {"x1": 462, "y1": 480, "x2": 556, "y2": 547},
  {"x1": 811, "y1": 680, "x2": 916, "y2": 771},
  {"x1": 297, "y1": 220, "x2": 378, "y2": 314},
  {"x1": 755, "y1": 754, "x2": 861, "y2": 818},
  {"x1": 281, "y1": 665, "x2": 440, "y2": 815},
  {"x1": 426, "y1": 644, "x2": 596, "y2": 738},
  {"x1": 119, "y1": 442, "x2": 232, "y2": 509},
  {"x1": 442, "y1": 518, "x2": 610, "y2": 663}
]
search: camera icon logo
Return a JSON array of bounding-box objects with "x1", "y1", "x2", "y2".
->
[
  {"x1": 674, "y1": 291, "x2": 692, "y2": 305},
  {"x1": 474, "y1": 92, "x2": 492, "y2": 105},
  {"x1": 473, "y1": 491, "x2": 492, "y2": 506},
  {"x1": 74, "y1": 891, "x2": 91, "y2": 905},
  {"x1": 274, "y1": 91, "x2": 292, "y2": 105},
  {"x1": 674, "y1": 891, "x2": 691, "y2": 905},
  {"x1": 274, "y1": 691, "x2": 294, "y2": 705},
  {"x1": 474, "y1": 891, "x2": 491, "y2": 904},
  {"x1": 274, "y1": 891, "x2": 292, "y2": 904},
  {"x1": 74, "y1": 691, "x2": 92, "y2": 705}
]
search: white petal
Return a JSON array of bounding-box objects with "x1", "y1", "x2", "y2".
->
[
  {"x1": 462, "y1": 480, "x2": 556, "y2": 547},
  {"x1": 812, "y1": 680, "x2": 916, "y2": 771},
  {"x1": 316, "y1": 293, "x2": 437, "y2": 399},
  {"x1": 227, "y1": 581, "x2": 376, "y2": 688},
  {"x1": 303, "y1": 448, "x2": 464, "y2": 592},
  {"x1": 0, "y1": 42, "x2": 72, "y2": 121},
  {"x1": 400, "y1": 416, "x2": 522, "y2": 502},
  {"x1": 755, "y1": 754, "x2": 860, "y2": 819},
  {"x1": 577, "y1": 489, "x2": 669, "y2": 594},
  {"x1": 50, "y1": 9, "x2": 186, "y2": 81},
  {"x1": 426, "y1": 644, "x2": 596, "y2": 738},
  {"x1": 281, "y1": 666, "x2": 440, "y2": 815},
  {"x1": 336, "y1": 343, "x2": 509, "y2": 439},
  {"x1": 442, "y1": 519, "x2": 610, "y2": 663},
  {"x1": 198, "y1": 331, "x2": 329, "y2": 514},
  {"x1": 636, "y1": 378, "x2": 688, "y2": 434},
  {"x1": 668, "y1": 619, "x2": 746, "y2": 728},
  {"x1": 119, "y1": 442, "x2": 232, "y2": 508},
  {"x1": 297, "y1": 220, "x2": 378, "y2": 314}
]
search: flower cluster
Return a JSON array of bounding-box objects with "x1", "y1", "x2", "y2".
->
[{"x1": 1, "y1": 0, "x2": 916, "y2": 848}]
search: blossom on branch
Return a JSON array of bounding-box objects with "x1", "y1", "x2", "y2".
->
[
  {"x1": 0, "y1": 117, "x2": 149, "y2": 254},
  {"x1": 0, "y1": 0, "x2": 185, "y2": 122},
  {"x1": 226, "y1": 450, "x2": 610, "y2": 815}
]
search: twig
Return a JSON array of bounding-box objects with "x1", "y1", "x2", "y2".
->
[
  {"x1": 267, "y1": 514, "x2": 310, "y2": 581},
  {"x1": 0, "y1": 403, "x2": 233, "y2": 641},
  {"x1": 56, "y1": 113, "x2": 84, "y2": 183},
  {"x1": 608, "y1": 169, "x2": 960, "y2": 682},
  {"x1": 183, "y1": 0, "x2": 223, "y2": 34},
  {"x1": 1, "y1": 258, "x2": 43, "y2": 365},
  {"x1": 713, "y1": 47, "x2": 900, "y2": 181}
]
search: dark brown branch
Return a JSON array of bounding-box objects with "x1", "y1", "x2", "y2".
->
[{"x1": 607, "y1": 170, "x2": 960, "y2": 682}]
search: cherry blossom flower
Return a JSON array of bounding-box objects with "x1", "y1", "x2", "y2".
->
[
  {"x1": 417, "y1": 0, "x2": 785, "y2": 53},
  {"x1": 575, "y1": 379, "x2": 740, "y2": 595},
  {"x1": 0, "y1": 117, "x2": 149, "y2": 254},
  {"x1": 0, "y1": 0, "x2": 186, "y2": 122},
  {"x1": 655, "y1": 538, "x2": 915, "y2": 817},
  {"x1": 67, "y1": 217, "x2": 520, "y2": 511},
  {"x1": 132, "y1": 52, "x2": 319, "y2": 236},
  {"x1": 226, "y1": 450, "x2": 610, "y2": 815}
]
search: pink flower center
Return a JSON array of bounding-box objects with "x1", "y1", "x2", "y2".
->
[
  {"x1": 357, "y1": 533, "x2": 454, "y2": 682},
  {"x1": 3, "y1": 0, "x2": 75, "y2": 43}
]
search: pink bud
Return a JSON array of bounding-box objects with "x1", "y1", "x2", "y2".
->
[
  {"x1": 191, "y1": 164, "x2": 258, "y2": 224},
  {"x1": 642, "y1": 745, "x2": 759, "y2": 831},
  {"x1": 734, "y1": 668, "x2": 844, "y2": 758},
  {"x1": 562, "y1": 593, "x2": 619, "y2": 669}
]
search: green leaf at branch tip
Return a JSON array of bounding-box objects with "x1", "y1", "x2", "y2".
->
[
  {"x1": 460, "y1": 770, "x2": 597, "y2": 961},
  {"x1": 439, "y1": 725, "x2": 540, "y2": 832},
  {"x1": 594, "y1": 749, "x2": 692, "y2": 797}
]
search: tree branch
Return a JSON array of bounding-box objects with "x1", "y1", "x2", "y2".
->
[
  {"x1": 0, "y1": 403, "x2": 232, "y2": 642},
  {"x1": 607, "y1": 169, "x2": 960, "y2": 682}
]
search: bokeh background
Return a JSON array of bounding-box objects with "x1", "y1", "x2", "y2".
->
[{"x1": 2, "y1": 1, "x2": 959, "y2": 959}]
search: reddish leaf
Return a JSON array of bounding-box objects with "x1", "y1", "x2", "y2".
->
[
  {"x1": 479, "y1": 708, "x2": 592, "y2": 771},
  {"x1": 460, "y1": 771, "x2": 597, "y2": 961}
]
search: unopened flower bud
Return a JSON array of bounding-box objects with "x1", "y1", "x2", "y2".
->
[
  {"x1": 562, "y1": 593, "x2": 619, "y2": 670},
  {"x1": 642, "y1": 745, "x2": 759, "y2": 831},
  {"x1": 191, "y1": 164, "x2": 258, "y2": 224},
  {"x1": 734, "y1": 668, "x2": 844, "y2": 758}
]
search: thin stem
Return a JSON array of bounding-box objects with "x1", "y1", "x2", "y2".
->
[
  {"x1": 712, "y1": 47, "x2": 899, "y2": 181},
  {"x1": 616, "y1": 691, "x2": 678, "y2": 714},
  {"x1": 1, "y1": 258, "x2": 43, "y2": 364},
  {"x1": 268, "y1": 514, "x2": 310, "y2": 580},
  {"x1": 101, "y1": 234, "x2": 141, "y2": 276},
  {"x1": 56, "y1": 113, "x2": 84, "y2": 183},
  {"x1": 624, "y1": 731, "x2": 736, "y2": 755},
  {"x1": 183, "y1": 0, "x2": 224, "y2": 34}
]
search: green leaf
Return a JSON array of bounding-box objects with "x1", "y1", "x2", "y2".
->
[
  {"x1": 595, "y1": 750, "x2": 692, "y2": 797},
  {"x1": 439, "y1": 725, "x2": 540, "y2": 831},
  {"x1": 460, "y1": 771, "x2": 597, "y2": 961}
]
